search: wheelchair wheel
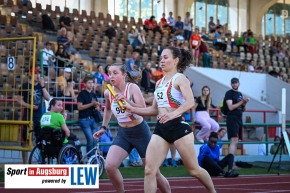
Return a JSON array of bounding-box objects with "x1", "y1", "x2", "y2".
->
[
  {"x1": 58, "y1": 144, "x2": 81, "y2": 164},
  {"x1": 29, "y1": 146, "x2": 58, "y2": 164},
  {"x1": 29, "y1": 146, "x2": 44, "y2": 164},
  {"x1": 88, "y1": 155, "x2": 105, "y2": 177}
]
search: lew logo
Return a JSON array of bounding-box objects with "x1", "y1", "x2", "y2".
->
[
  {"x1": 71, "y1": 167, "x2": 98, "y2": 185},
  {"x1": 5, "y1": 165, "x2": 99, "y2": 189}
]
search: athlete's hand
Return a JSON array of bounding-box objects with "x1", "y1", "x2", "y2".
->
[
  {"x1": 93, "y1": 130, "x2": 104, "y2": 140},
  {"x1": 123, "y1": 102, "x2": 132, "y2": 113},
  {"x1": 114, "y1": 93, "x2": 126, "y2": 102},
  {"x1": 158, "y1": 112, "x2": 178, "y2": 124}
]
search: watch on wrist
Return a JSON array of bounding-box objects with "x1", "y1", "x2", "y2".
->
[{"x1": 101, "y1": 126, "x2": 107, "y2": 130}]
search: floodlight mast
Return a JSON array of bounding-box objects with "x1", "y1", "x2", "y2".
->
[{"x1": 281, "y1": 88, "x2": 290, "y2": 156}]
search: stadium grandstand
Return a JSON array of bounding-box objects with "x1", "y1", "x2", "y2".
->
[{"x1": 0, "y1": 0, "x2": 289, "y2": 165}]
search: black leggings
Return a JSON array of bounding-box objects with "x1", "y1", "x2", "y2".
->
[{"x1": 201, "y1": 153, "x2": 234, "y2": 176}]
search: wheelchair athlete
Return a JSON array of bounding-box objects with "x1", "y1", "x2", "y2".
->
[{"x1": 39, "y1": 98, "x2": 81, "y2": 163}]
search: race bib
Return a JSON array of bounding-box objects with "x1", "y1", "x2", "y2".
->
[
  {"x1": 41, "y1": 114, "x2": 52, "y2": 125},
  {"x1": 192, "y1": 40, "x2": 199, "y2": 46}
]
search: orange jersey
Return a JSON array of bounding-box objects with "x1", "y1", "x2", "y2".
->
[{"x1": 190, "y1": 34, "x2": 201, "y2": 48}]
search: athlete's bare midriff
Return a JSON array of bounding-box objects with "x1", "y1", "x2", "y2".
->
[{"x1": 118, "y1": 117, "x2": 143, "y2": 128}]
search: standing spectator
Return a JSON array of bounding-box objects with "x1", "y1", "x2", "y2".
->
[
  {"x1": 141, "y1": 61, "x2": 155, "y2": 92},
  {"x1": 160, "y1": 13, "x2": 169, "y2": 29},
  {"x1": 59, "y1": 9, "x2": 73, "y2": 32},
  {"x1": 199, "y1": 40, "x2": 211, "y2": 67},
  {"x1": 57, "y1": 27, "x2": 72, "y2": 52},
  {"x1": 63, "y1": 78, "x2": 77, "y2": 112},
  {"x1": 124, "y1": 46, "x2": 217, "y2": 193},
  {"x1": 42, "y1": 42, "x2": 56, "y2": 77},
  {"x1": 55, "y1": 44, "x2": 71, "y2": 75},
  {"x1": 194, "y1": 86, "x2": 219, "y2": 143},
  {"x1": 183, "y1": 12, "x2": 192, "y2": 41},
  {"x1": 208, "y1": 16, "x2": 216, "y2": 33},
  {"x1": 225, "y1": 77, "x2": 250, "y2": 156},
  {"x1": 77, "y1": 76, "x2": 100, "y2": 157},
  {"x1": 56, "y1": 67, "x2": 72, "y2": 96},
  {"x1": 93, "y1": 63, "x2": 170, "y2": 193},
  {"x1": 198, "y1": 132, "x2": 239, "y2": 177},
  {"x1": 190, "y1": 28, "x2": 201, "y2": 66},
  {"x1": 17, "y1": 66, "x2": 50, "y2": 163},
  {"x1": 216, "y1": 19, "x2": 222, "y2": 29},
  {"x1": 167, "y1": 11, "x2": 175, "y2": 33},
  {"x1": 175, "y1": 16, "x2": 184, "y2": 33},
  {"x1": 126, "y1": 51, "x2": 140, "y2": 77}
]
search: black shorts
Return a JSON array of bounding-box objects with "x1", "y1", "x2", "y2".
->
[
  {"x1": 153, "y1": 116, "x2": 192, "y2": 143},
  {"x1": 226, "y1": 115, "x2": 243, "y2": 140},
  {"x1": 112, "y1": 121, "x2": 151, "y2": 158}
]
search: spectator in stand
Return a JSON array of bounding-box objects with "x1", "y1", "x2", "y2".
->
[
  {"x1": 208, "y1": 16, "x2": 216, "y2": 33},
  {"x1": 152, "y1": 63, "x2": 166, "y2": 81},
  {"x1": 141, "y1": 61, "x2": 156, "y2": 93},
  {"x1": 55, "y1": 44, "x2": 71, "y2": 76},
  {"x1": 56, "y1": 67, "x2": 72, "y2": 96},
  {"x1": 128, "y1": 28, "x2": 138, "y2": 46},
  {"x1": 126, "y1": 51, "x2": 140, "y2": 77},
  {"x1": 167, "y1": 11, "x2": 175, "y2": 33},
  {"x1": 213, "y1": 26, "x2": 227, "y2": 52},
  {"x1": 134, "y1": 30, "x2": 149, "y2": 54},
  {"x1": 190, "y1": 28, "x2": 202, "y2": 66},
  {"x1": 103, "y1": 64, "x2": 110, "y2": 83},
  {"x1": 174, "y1": 16, "x2": 184, "y2": 33},
  {"x1": 59, "y1": 9, "x2": 74, "y2": 32},
  {"x1": 57, "y1": 27, "x2": 72, "y2": 52},
  {"x1": 42, "y1": 41, "x2": 56, "y2": 77},
  {"x1": 199, "y1": 40, "x2": 211, "y2": 67},
  {"x1": 194, "y1": 86, "x2": 219, "y2": 143},
  {"x1": 198, "y1": 132, "x2": 239, "y2": 177},
  {"x1": 246, "y1": 32, "x2": 257, "y2": 54},
  {"x1": 183, "y1": 12, "x2": 193, "y2": 41},
  {"x1": 216, "y1": 19, "x2": 222, "y2": 29},
  {"x1": 160, "y1": 13, "x2": 169, "y2": 29},
  {"x1": 236, "y1": 31, "x2": 250, "y2": 54},
  {"x1": 143, "y1": 16, "x2": 162, "y2": 33},
  {"x1": 94, "y1": 64, "x2": 105, "y2": 97},
  {"x1": 248, "y1": 60, "x2": 255, "y2": 72}
]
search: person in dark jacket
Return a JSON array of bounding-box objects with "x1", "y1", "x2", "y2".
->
[{"x1": 198, "y1": 132, "x2": 239, "y2": 177}]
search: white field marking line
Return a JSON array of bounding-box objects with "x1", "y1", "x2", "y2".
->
[
  {"x1": 71, "y1": 189, "x2": 146, "y2": 193},
  {"x1": 250, "y1": 191, "x2": 290, "y2": 193},
  {"x1": 165, "y1": 174, "x2": 290, "y2": 182}
]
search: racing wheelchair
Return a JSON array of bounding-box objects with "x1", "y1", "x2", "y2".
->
[{"x1": 28, "y1": 127, "x2": 82, "y2": 164}]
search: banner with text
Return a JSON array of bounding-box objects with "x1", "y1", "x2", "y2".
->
[{"x1": 5, "y1": 165, "x2": 99, "y2": 189}]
